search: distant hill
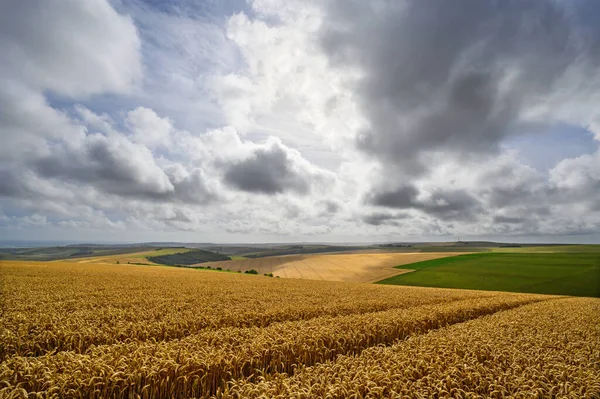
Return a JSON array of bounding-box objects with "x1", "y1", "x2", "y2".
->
[{"x1": 0, "y1": 246, "x2": 156, "y2": 261}]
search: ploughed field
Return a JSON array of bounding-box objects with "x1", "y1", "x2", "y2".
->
[{"x1": 1, "y1": 261, "x2": 599, "y2": 398}]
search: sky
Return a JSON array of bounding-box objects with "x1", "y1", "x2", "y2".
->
[{"x1": 1, "y1": 0, "x2": 599, "y2": 244}]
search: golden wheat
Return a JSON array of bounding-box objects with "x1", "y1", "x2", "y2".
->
[
  {"x1": 0, "y1": 260, "x2": 490, "y2": 360},
  {"x1": 1, "y1": 295, "x2": 547, "y2": 398},
  {"x1": 201, "y1": 252, "x2": 466, "y2": 283},
  {"x1": 222, "y1": 298, "x2": 600, "y2": 399},
  {"x1": 1, "y1": 260, "x2": 598, "y2": 399}
]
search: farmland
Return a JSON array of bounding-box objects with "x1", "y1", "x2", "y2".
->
[
  {"x1": 57, "y1": 249, "x2": 469, "y2": 283},
  {"x1": 0, "y1": 245, "x2": 178, "y2": 262},
  {"x1": 62, "y1": 247, "x2": 191, "y2": 265},
  {"x1": 1, "y1": 260, "x2": 599, "y2": 398},
  {"x1": 377, "y1": 252, "x2": 600, "y2": 297},
  {"x1": 148, "y1": 249, "x2": 231, "y2": 266},
  {"x1": 200, "y1": 252, "x2": 466, "y2": 283}
]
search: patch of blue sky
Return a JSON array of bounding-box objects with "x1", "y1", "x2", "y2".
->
[
  {"x1": 502, "y1": 123, "x2": 597, "y2": 173},
  {"x1": 130, "y1": 0, "x2": 249, "y2": 20},
  {"x1": 47, "y1": 0, "x2": 249, "y2": 136}
]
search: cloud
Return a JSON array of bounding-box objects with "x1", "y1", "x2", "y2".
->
[
  {"x1": 369, "y1": 185, "x2": 482, "y2": 222},
  {"x1": 34, "y1": 134, "x2": 175, "y2": 198},
  {"x1": 1, "y1": 0, "x2": 599, "y2": 242},
  {"x1": 493, "y1": 215, "x2": 525, "y2": 225},
  {"x1": 319, "y1": 200, "x2": 341, "y2": 214},
  {"x1": 0, "y1": 83, "x2": 84, "y2": 161},
  {"x1": 0, "y1": 169, "x2": 26, "y2": 198},
  {"x1": 320, "y1": 0, "x2": 600, "y2": 175},
  {"x1": 368, "y1": 185, "x2": 419, "y2": 209},
  {"x1": 25, "y1": 128, "x2": 220, "y2": 206},
  {"x1": 223, "y1": 137, "x2": 328, "y2": 194},
  {"x1": 0, "y1": 0, "x2": 141, "y2": 97},
  {"x1": 0, "y1": 0, "x2": 141, "y2": 163},
  {"x1": 126, "y1": 107, "x2": 173, "y2": 149},
  {"x1": 550, "y1": 151, "x2": 600, "y2": 193},
  {"x1": 362, "y1": 212, "x2": 408, "y2": 227},
  {"x1": 162, "y1": 165, "x2": 217, "y2": 205}
]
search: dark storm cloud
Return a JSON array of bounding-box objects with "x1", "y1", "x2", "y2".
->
[
  {"x1": 321, "y1": 0, "x2": 600, "y2": 174},
  {"x1": 369, "y1": 186, "x2": 482, "y2": 221},
  {"x1": 224, "y1": 143, "x2": 310, "y2": 194}
]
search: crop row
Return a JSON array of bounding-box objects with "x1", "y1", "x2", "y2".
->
[
  {"x1": 0, "y1": 261, "x2": 490, "y2": 360},
  {"x1": 0, "y1": 294, "x2": 547, "y2": 398},
  {"x1": 222, "y1": 298, "x2": 600, "y2": 399}
]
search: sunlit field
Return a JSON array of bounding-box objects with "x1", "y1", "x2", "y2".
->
[
  {"x1": 200, "y1": 252, "x2": 467, "y2": 283},
  {"x1": 1, "y1": 261, "x2": 598, "y2": 398}
]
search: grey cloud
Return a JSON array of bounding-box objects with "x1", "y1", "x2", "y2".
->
[
  {"x1": 322, "y1": 200, "x2": 340, "y2": 214},
  {"x1": 484, "y1": 186, "x2": 547, "y2": 209},
  {"x1": 368, "y1": 185, "x2": 418, "y2": 208},
  {"x1": 369, "y1": 186, "x2": 482, "y2": 221},
  {"x1": 321, "y1": 0, "x2": 600, "y2": 234},
  {"x1": 477, "y1": 163, "x2": 544, "y2": 208},
  {"x1": 0, "y1": 0, "x2": 140, "y2": 97},
  {"x1": 362, "y1": 212, "x2": 408, "y2": 226},
  {"x1": 419, "y1": 189, "x2": 482, "y2": 221},
  {"x1": 29, "y1": 135, "x2": 216, "y2": 205},
  {"x1": 493, "y1": 215, "x2": 525, "y2": 224},
  {"x1": 34, "y1": 134, "x2": 174, "y2": 198},
  {"x1": 224, "y1": 143, "x2": 310, "y2": 194},
  {"x1": 166, "y1": 169, "x2": 216, "y2": 205},
  {"x1": 321, "y1": 0, "x2": 599, "y2": 174},
  {"x1": 0, "y1": 169, "x2": 26, "y2": 198}
]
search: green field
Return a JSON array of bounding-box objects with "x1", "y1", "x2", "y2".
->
[{"x1": 377, "y1": 252, "x2": 600, "y2": 297}]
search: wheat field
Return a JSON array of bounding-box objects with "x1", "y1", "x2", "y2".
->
[
  {"x1": 63, "y1": 250, "x2": 466, "y2": 283},
  {"x1": 201, "y1": 252, "x2": 466, "y2": 282},
  {"x1": 63, "y1": 248, "x2": 191, "y2": 266},
  {"x1": 1, "y1": 261, "x2": 598, "y2": 398}
]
